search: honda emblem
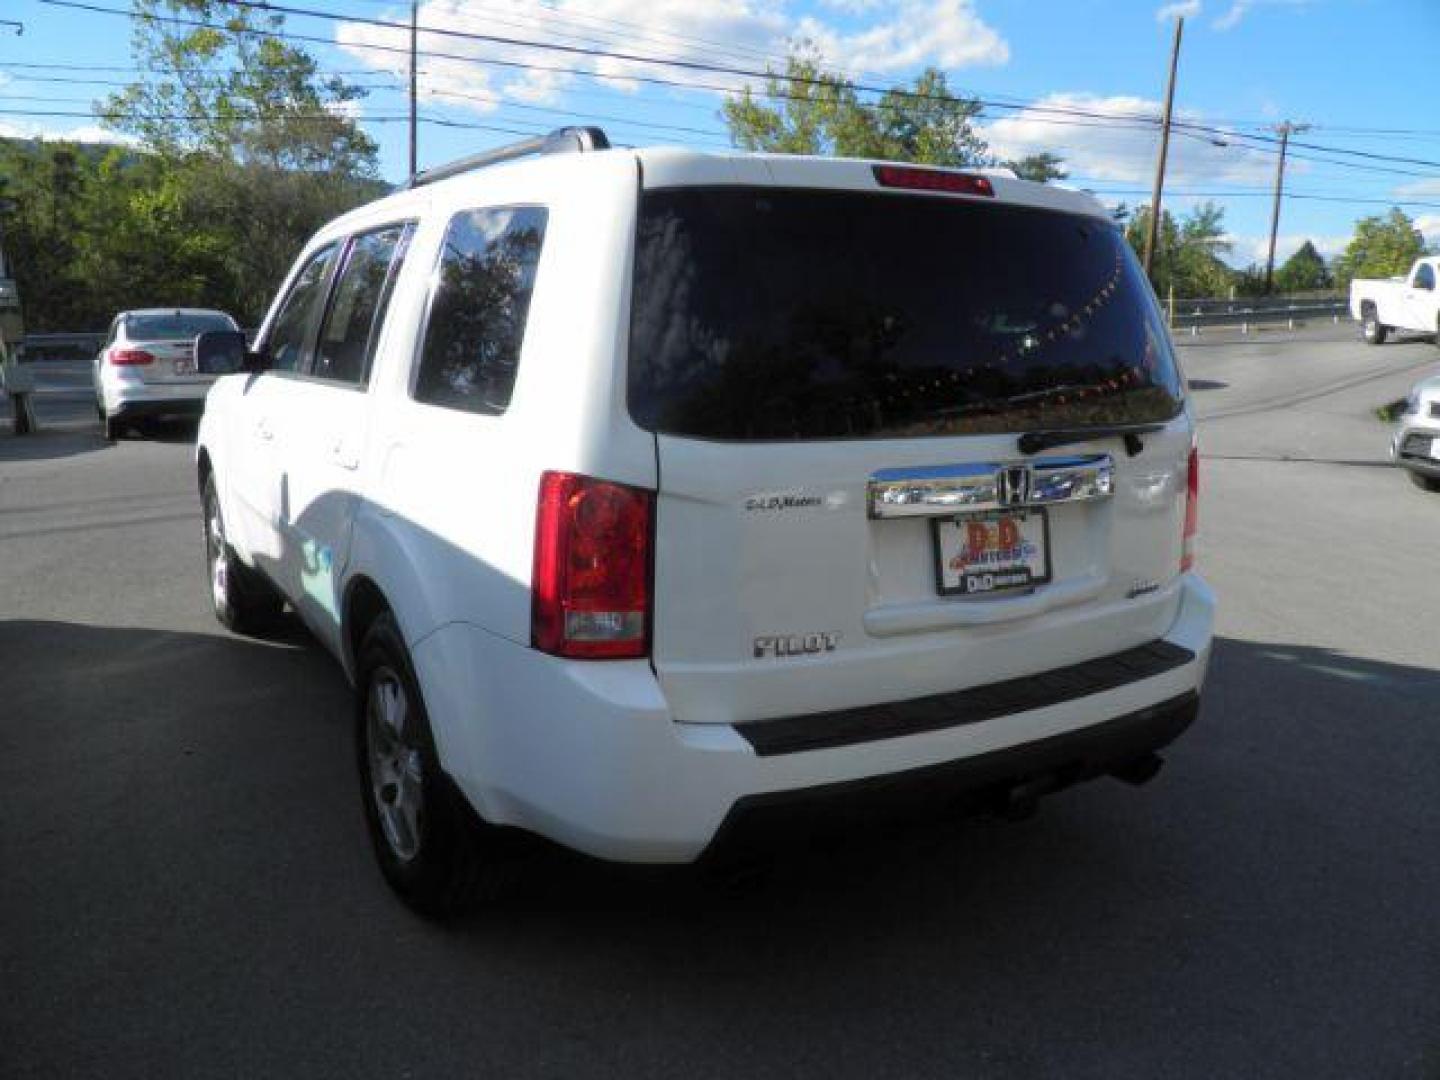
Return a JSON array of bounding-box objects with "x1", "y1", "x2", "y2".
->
[{"x1": 997, "y1": 465, "x2": 1031, "y2": 507}]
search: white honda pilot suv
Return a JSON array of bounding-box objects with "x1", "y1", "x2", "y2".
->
[{"x1": 195, "y1": 127, "x2": 1213, "y2": 915}]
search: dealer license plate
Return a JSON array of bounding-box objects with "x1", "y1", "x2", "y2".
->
[{"x1": 933, "y1": 509, "x2": 1051, "y2": 597}]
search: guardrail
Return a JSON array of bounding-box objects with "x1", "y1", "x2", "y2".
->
[
  {"x1": 17, "y1": 332, "x2": 105, "y2": 363},
  {"x1": 1169, "y1": 298, "x2": 1350, "y2": 335}
]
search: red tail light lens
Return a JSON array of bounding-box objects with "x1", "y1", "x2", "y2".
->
[
  {"x1": 109, "y1": 349, "x2": 155, "y2": 366},
  {"x1": 872, "y1": 164, "x2": 994, "y2": 197},
  {"x1": 1181, "y1": 446, "x2": 1199, "y2": 572},
  {"x1": 532, "y1": 471, "x2": 653, "y2": 659}
]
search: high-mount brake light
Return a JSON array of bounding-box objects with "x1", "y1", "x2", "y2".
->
[
  {"x1": 1181, "y1": 446, "x2": 1199, "y2": 572},
  {"x1": 109, "y1": 349, "x2": 155, "y2": 366},
  {"x1": 872, "y1": 164, "x2": 995, "y2": 197},
  {"x1": 532, "y1": 471, "x2": 653, "y2": 660}
]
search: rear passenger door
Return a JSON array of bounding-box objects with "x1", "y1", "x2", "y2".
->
[{"x1": 274, "y1": 222, "x2": 413, "y2": 651}]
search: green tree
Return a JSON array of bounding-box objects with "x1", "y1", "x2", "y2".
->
[
  {"x1": 99, "y1": 0, "x2": 376, "y2": 174},
  {"x1": 1006, "y1": 152, "x2": 1067, "y2": 183},
  {"x1": 1274, "y1": 240, "x2": 1333, "y2": 293},
  {"x1": 723, "y1": 49, "x2": 989, "y2": 166},
  {"x1": 1124, "y1": 201, "x2": 1233, "y2": 298},
  {"x1": 1333, "y1": 208, "x2": 1425, "y2": 289},
  {"x1": 91, "y1": 0, "x2": 384, "y2": 323}
]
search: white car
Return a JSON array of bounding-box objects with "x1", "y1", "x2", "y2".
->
[
  {"x1": 1391, "y1": 375, "x2": 1440, "y2": 491},
  {"x1": 1350, "y1": 257, "x2": 1440, "y2": 346},
  {"x1": 195, "y1": 128, "x2": 1214, "y2": 916},
  {"x1": 94, "y1": 308, "x2": 240, "y2": 439}
]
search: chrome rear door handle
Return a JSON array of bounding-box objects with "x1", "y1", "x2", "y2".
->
[{"x1": 868, "y1": 455, "x2": 1114, "y2": 518}]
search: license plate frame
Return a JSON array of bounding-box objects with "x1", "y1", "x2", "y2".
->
[{"x1": 932, "y1": 508, "x2": 1052, "y2": 598}]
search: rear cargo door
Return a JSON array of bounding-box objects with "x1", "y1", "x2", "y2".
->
[{"x1": 632, "y1": 182, "x2": 1194, "y2": 727}]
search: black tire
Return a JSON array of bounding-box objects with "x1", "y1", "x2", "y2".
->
[
  {"x1": 1407, "y1": 470, "x2": 1440, "y2": 493},
  {"x1": 1360, "y1": 305, "x2": 1388, "y2": 346},
  {"x1": 355, "y1": 612, "x2": 510, "y2": 917},
  {"x1": 202, "y1": 474, "x2": 283, "y2": 634},
  {"x1": 103, "y1": 415, "x2": 122, "y2": 440}
]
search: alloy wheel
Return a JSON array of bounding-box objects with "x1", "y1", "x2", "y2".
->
[{"x1": 366, "y1": 667, "x2": 425, "y2": 862}]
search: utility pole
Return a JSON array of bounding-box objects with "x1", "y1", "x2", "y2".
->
[
  {"x1": 408, "y1": 0, "x2": 418, "y2": 178},
  {"x1": 1142, "y1": 15, "x2": 1184, "y2": 279},
  {"x1": 1263, "y1": 120, "x2": 1310, "y2": 294}
]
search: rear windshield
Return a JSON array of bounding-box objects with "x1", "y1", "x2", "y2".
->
[
  {"x1": 126, "y1": 311, "x2": 235, "y2": 340},
  {"x1": 628, "y1": 188, "x2": 1184, "y2": 441}
]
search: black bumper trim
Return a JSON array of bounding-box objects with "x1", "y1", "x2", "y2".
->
[
  {"x1": 707, "y1": 691, "x2": 1199, "y2": 859},
  {"x1": 110, "y1": 398, "x2": 206, "y2": 422},
  {"x1": 736, "y1": 639, "x2": 1195, "y2": 757}
]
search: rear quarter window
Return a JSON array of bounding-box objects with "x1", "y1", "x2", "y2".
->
[
  {"x1": 412, "y1": 206, "x2": 548, "y2": 416},
  {"x1": 628, "y1": 187, "x2": 1184, "y2": 441}
]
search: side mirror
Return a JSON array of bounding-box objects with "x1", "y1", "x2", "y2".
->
[{"x1": 195, "y1": 329, "x2": 267, "y2": 375}]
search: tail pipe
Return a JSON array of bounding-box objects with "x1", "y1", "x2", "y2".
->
[{"x1": 1109, "y1": 752, "x2": 1165, "y2": 787}]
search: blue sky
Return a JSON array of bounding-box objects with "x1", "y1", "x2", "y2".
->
[{"x1": 2, "y1": 0, "x2": 1436, "y2": 267}]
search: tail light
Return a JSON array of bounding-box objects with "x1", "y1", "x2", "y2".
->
[
  {"x1": 1180, "y1": 446, "x2": 1199, "y2": 572},
  {"x1": 532, "y1": 471, "x2": 653, "y2": 659},
  {"x1": 109, "y1": 349, "x2": 155, "y2": 366}
]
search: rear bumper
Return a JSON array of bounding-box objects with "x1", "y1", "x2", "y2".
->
[
  {"x1": 1393, "y1": 421, "x2": 1440, "y2": 476},
  {"x1": 108, "y1": 397, "x2": 207, "y2": 422},
  {"x1": 413, "y1": 573, "x2": 1215, "y2": 864},
  {"x1": 98, "y1": 370, "x2": 212, "y2": 419},
  {"x1": 707, "y1": 691, "x2": 1197, "y2": 860}
]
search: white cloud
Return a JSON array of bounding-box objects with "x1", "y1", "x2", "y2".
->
[
  {"x1": 1212, "y1": 0, "x2": 1309, "y2": 32},
  {"x1": 1414, "y1": 215, "x2": 1440, "y2": 244},
  {"x1": 0, "y1": 120, "x2": 136, "y2": 146},
  {"x1": 983, "y1": 92, "x2": 1283, "y2": 188},
  {"x1": 797, "y1": 0, "x2": 1009, "y2": 73},
  {"x1": 1213, "y1": 2, "x2": 1247, "y2": 29},
  {"x1": 335, "y1": 0, "x2": 1009, "y2": 118},
  {"x1": 1156, "y1": 1, "x2": 1201, "y2": 20},
  {"x1": 1394, "y1": 178, "x2": 1440, "y2": 199},
  {"x1": 325, "y1": 98, "x2": 365, "y2": 120}
]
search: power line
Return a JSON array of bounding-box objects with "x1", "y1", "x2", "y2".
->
[
  {"x1": 38, "y1": 0, "x2": 1440, "y2": 183},
  {"x1": 1083, "y1": 187, "x2": 1440, "y2": 210}
]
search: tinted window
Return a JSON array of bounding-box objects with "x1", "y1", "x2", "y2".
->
[
  {"x1": 413, "y1": 206, "x2": 547, "y2": 415},
  {"x1": 315, "y1": 224, "x2": 411, "y2": 386},
  {"x1": 126, "y1": 311, "x2": 235, "y2": 340},
  {"x1": 266, "y1": 245, "x2": 338, "y2": 374},
  {"x1": 629, "y1": 188, "x2": 1185, "y2": 441},
  {"x1": 1416, "y1": 263, "x2": 1435, "y2": 290}
]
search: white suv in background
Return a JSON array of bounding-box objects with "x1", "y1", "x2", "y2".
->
[
  {"x1": 195, "y1": 128, "x2": 1214, "y2": 916},
  {"x1": 95, "y1": 308, "x2": 240, "y2": 439}
]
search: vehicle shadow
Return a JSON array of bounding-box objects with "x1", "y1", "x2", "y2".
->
[{"x1": 6, "y1": 616, "x2": 1437, "y2": 1080}]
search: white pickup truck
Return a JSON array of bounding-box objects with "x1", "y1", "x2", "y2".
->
[{"x1": 1350, "y1": 256, "x2": 1440, "y2": 345}]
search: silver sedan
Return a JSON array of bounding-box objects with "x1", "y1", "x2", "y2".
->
[{"x1": 1392, "y1": 375, "x2": 1440, "y2": 492}]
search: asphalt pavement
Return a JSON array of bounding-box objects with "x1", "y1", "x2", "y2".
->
[{"x1": 2, "y1": 327, "x2": 1437, "y2": 1079}]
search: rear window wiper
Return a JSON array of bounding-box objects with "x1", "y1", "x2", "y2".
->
[{"x1": 1017, "y1": 423, "x2": 1165, "y2": 457}]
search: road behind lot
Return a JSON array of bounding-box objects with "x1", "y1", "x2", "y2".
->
[{"x1": 2, "y1": 327, "x2": 1437, "y2": 1079}]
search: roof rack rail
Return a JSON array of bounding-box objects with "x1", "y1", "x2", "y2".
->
[{"x1": 407, "y1": 126, "x2": 611, "y2": 189}]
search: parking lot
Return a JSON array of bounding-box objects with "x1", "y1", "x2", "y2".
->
[{"x1": 2, "y1": 325, "x2": 1437, "y2": 1078}]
